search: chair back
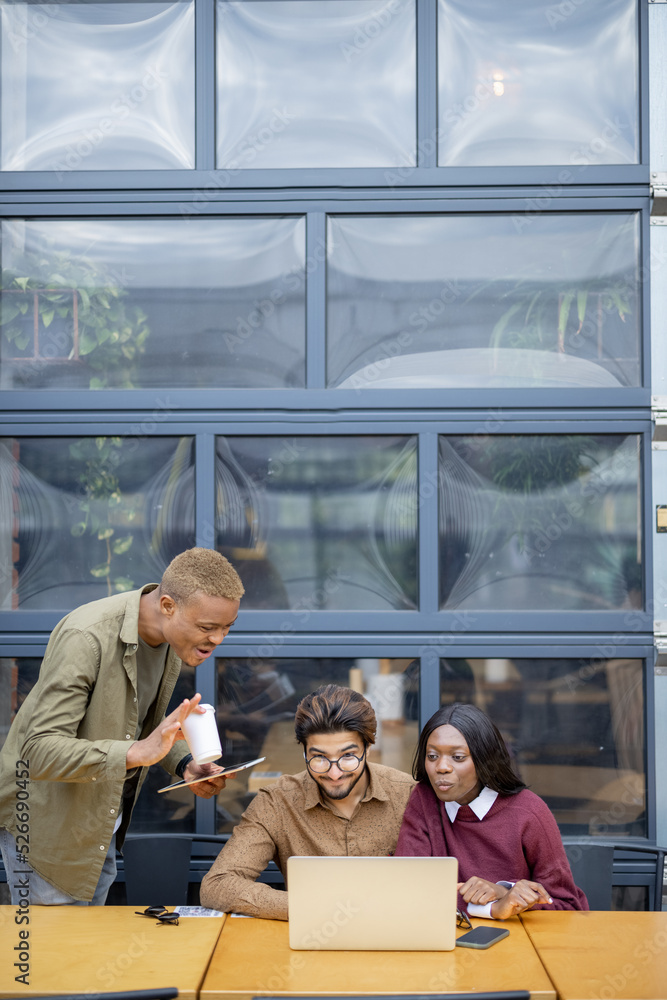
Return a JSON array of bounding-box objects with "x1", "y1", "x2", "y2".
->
[
  {"x1": 563, "y1": 840, "x2": 614, "y2": 909},
  {"x1": 122, "y1": 836, "x2": 192, "y2": 906}
]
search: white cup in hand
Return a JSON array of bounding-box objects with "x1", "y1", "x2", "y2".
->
[{"x1": 180, "y1": 703, "x2": 222, "y2": 764}]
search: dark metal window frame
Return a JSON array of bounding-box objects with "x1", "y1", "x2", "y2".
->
[
  {"x1": 0, "y1": 415, "x2": 654, "y2": 635},
  {"x1": 0, "y1": 0, "x2": 649, "y2": 192},
  {"x1": 0, "y1": 638, "x2": 655, "y2": 838},
  {"x1": 0, "y1": 194, "x2": 653, "y2": 411}
]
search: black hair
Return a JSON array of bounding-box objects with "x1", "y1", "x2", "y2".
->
[{"x1": 412, "y1": 702, "x2": 525, "y2": 796}]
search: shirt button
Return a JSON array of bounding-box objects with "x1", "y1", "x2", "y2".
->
[
  {"x1": 133, "y1": 697, "x2": 137, "y2": 703},
  {"x1": 110, "y1": 809, "x2": 115, "y2": 815},
  {"x1": 100, "y1": 845, "x2": 105, "y2": 851},
  {"x1": 92, "y1": 777, "x2": 96, "y2": 782},
  {"x1": 125, "y1": 735, "x2": 131, "y2": 740}
]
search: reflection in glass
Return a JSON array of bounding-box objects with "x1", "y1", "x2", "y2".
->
[
  {"x1": 0, "y1": 436, "x2": 195, "y2": 610},
  {"x1": 216, "y1": 0, "x2": 416, "y2": 168},
  {"x1": 215, "y1": 436, "x2": 418, "y2": 610},
  {"x1": 0, "y1": 218, "x2": 305, "y2": 389},
  {"x1": 327, "y1": 214, "x2": 640, "y2": 389},
  {"x1": 439, "y1": 434, "x2": 642, "y2": 611},
  {"x1": 437, "y1": 0, "x2": 638, "y2": 166},
  {"x1": 213, "y1": 656, "x2": 418, "y2": 830},
  {"x1": 439, "y1": 657, "x2": 645, "y2": 836},
  {"x1": 0, "y1": 2, "x2": 195, "y2": 171},
  {"x1": 0, "y1": 657, "x2": 41, "y2": 748}
]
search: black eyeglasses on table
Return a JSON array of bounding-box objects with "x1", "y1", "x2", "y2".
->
[
  {"x1": 456, "y1": 908, "x2": 473, "y2": 930},
  {"x1": 135, "y1": 905, "x2": 179, "y2": 925}
]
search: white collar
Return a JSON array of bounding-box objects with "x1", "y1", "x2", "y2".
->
[{"x1": 444, "y1": 786, "x2": 498, "y2": 822}]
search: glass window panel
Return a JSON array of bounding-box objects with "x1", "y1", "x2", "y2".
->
[
  {"x1": 0, "y1": 1, "x2": 195, "y2": 171},
  {"x1": 439, "y1": 657, "x2": 645, "y2": 836},
  {"x1": 612, "y1": 885, "x2": 650, "y2": 911},
  {"x1": 212, "y1": 656, "x2": 417, "y2": 831},
  {"x1": 439, "y1": 434, "x2": 643, "y2": 612},
  {"x1": 0, "y1": 218, "x2": 306, "y2": 390},
  {"x1": 0, "y1": 436, "x2": 195, "y2": 610},
  {"x1": 215, "y1": 436, "x2": 418, "y2": 610},
  {"x1": 327, "y1": 214, "x2": 640, "y2": 389},
  {"x1": 216, "y1": 0, "x2": 416, "y2": 169},
  {"x1": 649, "y1": 2, "x2": 667, "y2": 176},
  {"x1": 437, "y1": 0, "x2": 639, "y2": 167},
  {"x1": 0, "y1": 655, "x2": 196, "y2": 832}
]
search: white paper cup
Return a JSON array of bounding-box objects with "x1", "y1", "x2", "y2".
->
[{"x1": 180, "y1": 703, "x2": 222, "y2": 765}]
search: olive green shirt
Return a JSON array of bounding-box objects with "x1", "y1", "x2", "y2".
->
[
  {"x1": 200, "y1": 762, "x2": 416, "y2": 920},
  {"x1": 0, "y1": 585, "x2": 186, "y2": 901}
]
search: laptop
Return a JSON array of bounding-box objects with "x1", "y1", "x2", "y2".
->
[{"x1": 287, "y1": 855, "x2": 459, "y2": 951}]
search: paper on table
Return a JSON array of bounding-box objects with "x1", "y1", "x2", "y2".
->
[{"x1": 173, "y1": 905, "x2": 224, "y2": 917}]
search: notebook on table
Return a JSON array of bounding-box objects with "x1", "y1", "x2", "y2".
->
[{"x1": 287, "y1": 855, "x2": 458, "y2": 951}]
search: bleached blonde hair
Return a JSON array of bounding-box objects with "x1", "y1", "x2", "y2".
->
[{"x1": 159, "y1": 547, "x2": 244, "y2": 604}]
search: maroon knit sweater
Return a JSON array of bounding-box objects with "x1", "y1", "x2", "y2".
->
[{"x1": 395, "y1": 782, "x2": 588, "y2": 911}]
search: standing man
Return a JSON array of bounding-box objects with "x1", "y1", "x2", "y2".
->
[
  {"x1": 200, "y1": 684, "x2": 415, "y2": 919},
  {"x1": 0, "y1": 546, "x2": 244, "y2": 905}
]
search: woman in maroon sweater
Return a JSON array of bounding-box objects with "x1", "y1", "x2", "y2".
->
[{"x1": 395, "y1": 702, "x2": 588, "y2": 918}]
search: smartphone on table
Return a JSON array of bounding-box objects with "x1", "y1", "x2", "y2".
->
[{"x1": 455, "y1": 926, "x2": 509, "y2": 949}]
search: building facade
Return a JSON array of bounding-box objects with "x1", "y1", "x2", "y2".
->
[{"x1": 0, "y1": 0, "x2": 664, "y2": 905}]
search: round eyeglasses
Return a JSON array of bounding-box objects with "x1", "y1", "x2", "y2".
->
[{"x1": 305, "y1": 750, "x2": 366, "y2": 774}]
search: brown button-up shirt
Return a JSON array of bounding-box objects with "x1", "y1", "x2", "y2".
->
[{"x1": 200, "y1": 762, "x2": 416, "y2": 920}]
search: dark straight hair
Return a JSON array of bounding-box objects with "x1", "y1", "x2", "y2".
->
[
  {"x1": 413, "y1": 702, "x2": 526, "y2": 796},
  {"x1": 294, "y1": 684, "x2": 377, "y2": 748}
]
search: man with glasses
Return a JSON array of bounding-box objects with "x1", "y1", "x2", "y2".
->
[{"x1": 200, "y1": 683, "x2": 415, "y2": 920}]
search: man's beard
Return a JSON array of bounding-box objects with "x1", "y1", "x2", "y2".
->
[{"x1": 315, "y1": 766, "x2": 367, "y2": 801}]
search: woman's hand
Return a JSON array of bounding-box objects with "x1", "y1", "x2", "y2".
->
[
  {"x1": 489, "y1": 879, "x2": 553, "y2": 919},
  {"x1": 458, "y1": 876, "x2": 510, "y2": 906}
]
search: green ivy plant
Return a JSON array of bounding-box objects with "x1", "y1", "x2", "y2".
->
[
  {"x1": 1, "y1": 248, "x2": 150, "y2": 388},
  {"x1": 69, "y1": 436, "x2": 139, "y2": 596}
]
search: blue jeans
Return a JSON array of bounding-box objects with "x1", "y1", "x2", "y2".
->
[{"x1": 0, "y1": 827, "x2": 117, "y2": 905}]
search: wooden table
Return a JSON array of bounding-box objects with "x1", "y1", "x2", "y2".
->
[
  {"x1": 0, "y1": 905, "x2": 225, "y2": 999},
  {"x1": 520, "y1": 910, "x2": 667, "y2": 1000},
  {"x1": 200, "y1": 914, "x2": 556, "y2": 999}
]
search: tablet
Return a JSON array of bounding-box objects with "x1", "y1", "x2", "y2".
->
[{"x1": 157, "y1": 756, "x2": 266, "y2": 793}]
